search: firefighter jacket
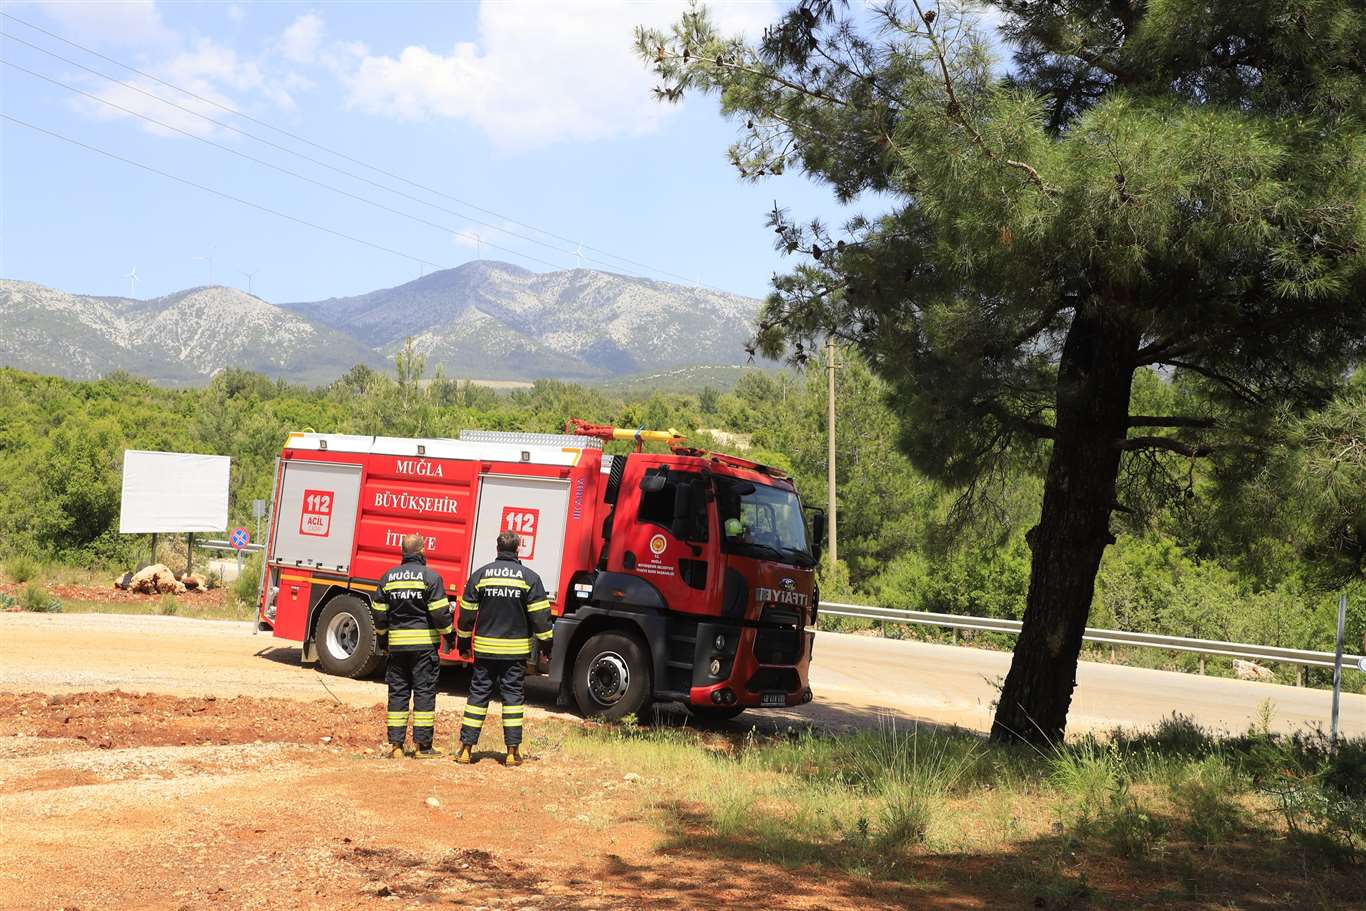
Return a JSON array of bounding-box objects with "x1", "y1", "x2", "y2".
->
[
  {"x1": 457, "y1": 552, "x2": 553, "y2": 659},
  {"x1": 372, "y1": 554, "x2": 453, "y2": 651}
]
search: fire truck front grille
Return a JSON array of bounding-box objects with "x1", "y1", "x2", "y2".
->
[
  {"x1": 753, "y1": 626, "x2": 803, "y2": 665},
  {"x1": 745, "y1": 667, "x2": 801, "y2": 694}
]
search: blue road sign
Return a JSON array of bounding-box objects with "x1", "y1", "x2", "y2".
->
[{"x1": 230, "y1": 527, "x2": 250, "y2": 550}]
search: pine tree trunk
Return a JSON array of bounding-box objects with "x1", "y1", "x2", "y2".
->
[{"x1": 990, "y1": 304, "x2": 1139, "y2": 745}]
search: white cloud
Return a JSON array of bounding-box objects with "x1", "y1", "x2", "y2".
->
[
  {"x1": 55, "y1": 6, "x2": 314, "y2": 137},
  {"x1": 16, "y1": 0, "x2": 177, "y2": 48},
  {"x1": 76, "y1": 72, "x2": 238, "y2": 140},
  {"x1": 278, "y1": 12, "x2": 325, "y2": 65},
  {"x1": 74, "y1": 38, "x2": 266, "y2": 138},
  {"x1": 164, "y1": 38, "x2": 264, "y2": 93},
  {"x1": 226, "y1": 4, "x2": 246, "y2": 23},
  {"x1": 344, "y1": 0, "x2": 779, "y2": 150}
]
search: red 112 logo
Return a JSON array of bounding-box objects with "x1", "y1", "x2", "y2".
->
[
  {"x1": 300, "y1": 489, "x2": 334, "y2": 537},
  {"x1": 500, "y1": 507, "x2": 539, "y2": 560}
]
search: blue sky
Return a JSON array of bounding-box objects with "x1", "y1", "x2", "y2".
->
[{"x1": 0, "y1": 0, "x2": 869, "y2": 302}]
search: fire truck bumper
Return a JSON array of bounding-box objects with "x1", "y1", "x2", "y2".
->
[{"x1": 687, "y1": 627, "x2": 814, "y2": 709}]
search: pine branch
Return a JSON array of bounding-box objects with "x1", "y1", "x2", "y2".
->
[
  {"x1": 910, "y1": 0, "x2": 1058, "y2": 197},
  {"x1": 1127, "y1": 415, "x2": 1217, "y2": 429},
  {"x1": 1119, "y1": 436, "x2": 1217, "y2": 457}
]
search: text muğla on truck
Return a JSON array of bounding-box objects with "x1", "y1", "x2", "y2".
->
[{"x1": 255, "y1": 421, "x2": 825, "y2": 720}]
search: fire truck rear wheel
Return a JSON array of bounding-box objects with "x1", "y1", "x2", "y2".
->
[
  {"x1": 571, "y1": 631, "x2": 651, "y2": 721},
  {"x1": 316, "y1": 595, "x2": 382, "y2": 678}
]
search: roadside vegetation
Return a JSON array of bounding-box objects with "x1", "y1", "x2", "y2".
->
[
  {"x1": 0, "y1": 556, "x2": 257, "y2": 621},
  {"x1": 0, "y1": 355, "x2": 1362, "y2": 692},
  {"x1": 558, "y1": 714, "x2": 1365, "y2": 906}
]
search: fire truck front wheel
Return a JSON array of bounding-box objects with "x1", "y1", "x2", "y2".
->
[
  {"x1": 315, "y1": 596, "x2": 382, "y2": 678},
  {"x1": 571, "y1": 631, "x2": 652, "y2": 720}
]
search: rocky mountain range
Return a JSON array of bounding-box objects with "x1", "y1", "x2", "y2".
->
[{"x1": 0, "y1": 261, "x2": 763, "y2": 385}]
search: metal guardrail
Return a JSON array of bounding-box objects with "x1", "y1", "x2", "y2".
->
[
  {"x1": 819, "y1": 601, "x2": 1365, "y2": 671},
  {"x1": 195, "y1": 539, "x2": 265, "y2": 554}
]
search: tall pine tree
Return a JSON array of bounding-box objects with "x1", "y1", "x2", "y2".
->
[{"x1": 639, "y1": 0, "x2": 1366, "y2": 742}]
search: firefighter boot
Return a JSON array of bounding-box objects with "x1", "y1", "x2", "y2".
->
[
  {"x1": 454, "y1": 744, "x2": 474, "y2": 765},
  {"x1": 413, "y1": 744, "x2": 446, "y2": 759},
  {"x1": 505, "y1": 745, "x2": 523, "y2": 767},
  {"x1": 382, "y1": 743, "x2": 405, "y2": 759}
]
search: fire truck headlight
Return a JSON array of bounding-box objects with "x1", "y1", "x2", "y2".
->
[
  {"x1": 709, "y1": 658, "x2": 722, "y2": 677},
  {"x1": 714, "y1": 634, "x2": 726, "y2": 651}
]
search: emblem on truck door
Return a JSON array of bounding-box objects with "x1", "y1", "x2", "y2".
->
[
  {"x1": 780, "y1": 577, "x2": 795, "y2": 591},
  {"x1": 649, "y1": 534, "x2": 667, "y2": 556}
]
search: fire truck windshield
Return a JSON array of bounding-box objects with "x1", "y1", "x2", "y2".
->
[{"x1": 714, "y1": 476, "x2": 814, "y2": 567}]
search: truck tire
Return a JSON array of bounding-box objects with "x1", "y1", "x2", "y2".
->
[
  {"x1": 572, "y1": 631, "x2": 652, "y2": 721},
  {"x1": 315, "y1": 595, "x2": 382, "y2": 678},
  {"x1": 686, "y1": 705, "x2": 746, "y2": 723}
]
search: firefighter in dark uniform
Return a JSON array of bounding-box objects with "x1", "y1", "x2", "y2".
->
[
  {"x1": 372, "y1": 533, "x2": 455, "y2": 758},
  {"x1": 454, "y1": 530, "x2": 553, "y2": 766}
]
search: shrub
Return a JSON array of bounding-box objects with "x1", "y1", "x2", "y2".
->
[
  {"x1": 1166, "y1": 756, "x2": 1244, "y2": 847},
  {"x1": 1103, "y1": 784, "x2": 1168, "y2": 860},
  {"x1": 1129, "y1": 713, "x2": 1218, "y2": 758},
  {"x1": 1323, "y1": 737, "x2": 1366, "y2": 799},
  {"x1": 1050, "y1": 740, "x2": 1122, "y2": 829},
  {"x1": 21, "y1": 582, "x2": 62, "y2": 613},
  {"x1": 231, "y1": 552, "x2": 262, "y2": 608},
  {"x1": 875, "y1": 779, "x2": 936, "y2": 847},
  {"x1": 5, "y1": 555, "x2": 40, "y2": 584},
  {"x1": 836, "y1": 722, "x2": 980, "y2": 849},
  {"x1": 159, "y1": 594, "x2": 179, "y2": 616}
]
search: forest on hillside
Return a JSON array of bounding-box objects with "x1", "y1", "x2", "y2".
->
[{"x1": 0, "y1": 351, "x2": 1361, "y2": 691}]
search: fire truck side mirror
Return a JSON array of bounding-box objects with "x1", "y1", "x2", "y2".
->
[{"x1": 810, "y1": 511, "x2": 827, "y2": 563}]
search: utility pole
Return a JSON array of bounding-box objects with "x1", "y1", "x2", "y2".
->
[
  {"x1": 826, "y1": 336, "x2": 838, "y2": 567},
  {"x1": 1331, "y1": 593, "x2": 1346, "y2": 750}
]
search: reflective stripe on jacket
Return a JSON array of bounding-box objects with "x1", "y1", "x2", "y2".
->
[
  {"x1": 372, "y1": 554, "x2": 452, "y2": 652},
  {"x1": 458, "y1": 553, "x2": 552, "y2": 658}
]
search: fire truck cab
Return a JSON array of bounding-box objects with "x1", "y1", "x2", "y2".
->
[{"x1": 256, "y1": 422, "x2": 823, "y2": 721}]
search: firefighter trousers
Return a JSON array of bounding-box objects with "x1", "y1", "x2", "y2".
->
[
  {"x1": 385, "y1": 648, "x2": 439, "y2": 747},
  {"x1": 460, "y1": 659, "x2": 525, "y2": 747}
]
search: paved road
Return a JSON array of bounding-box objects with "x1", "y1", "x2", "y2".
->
[
  {"x1": 802, "y1": 631, "x2": 1365, "y2": 737},
  {"x1": 1, "y1": 613, "x2": 1360, "y2": 737}
]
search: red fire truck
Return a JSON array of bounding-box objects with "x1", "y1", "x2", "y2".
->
[{"x1": 256, "y1": 421, "x2": 823, "y2": 720}]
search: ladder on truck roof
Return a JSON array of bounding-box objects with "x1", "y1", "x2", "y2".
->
[{"x1": 283, "y1": 430, "x2": 601, "y2": 468}]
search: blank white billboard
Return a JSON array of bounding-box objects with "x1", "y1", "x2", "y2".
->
[{"x1": 119, "y1": 450, "x2": 230, "y2": 533}]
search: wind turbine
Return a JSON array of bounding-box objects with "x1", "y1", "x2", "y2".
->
[
  {"x1": 573, "y1": 242, "x2": 583, "y2": 269},
  {"x1": 239, "y1": 268, "x2": 260, "y2": 295},
  {"x1": 124, "y1": 266, "x2": 140, "y2": 297},
  {"x1": 473, "y1": 232, "x2": 483, "y2": 261}
]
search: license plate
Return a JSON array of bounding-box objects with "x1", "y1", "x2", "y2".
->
[{"x1": 761, "y1": 693, "x2": 786, "y2": 707}]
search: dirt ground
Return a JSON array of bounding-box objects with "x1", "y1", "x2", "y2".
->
[
  {"x1": 0, "y1": 691, "x2": 932, "y2": 911},
  {"x1": 0, "y1": 614, "x2": 938, "y2": 910},
  {"x1": 3, "y1": 613, "x2": 1358, "y2": 909}
]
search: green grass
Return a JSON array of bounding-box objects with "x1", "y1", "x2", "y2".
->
[
  {"x1": 556, "y1": 713, "x2": 1366, "y2": 901},
  {"x1": 58, "y1": 598, "x2": 258, "y2": 622}
]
